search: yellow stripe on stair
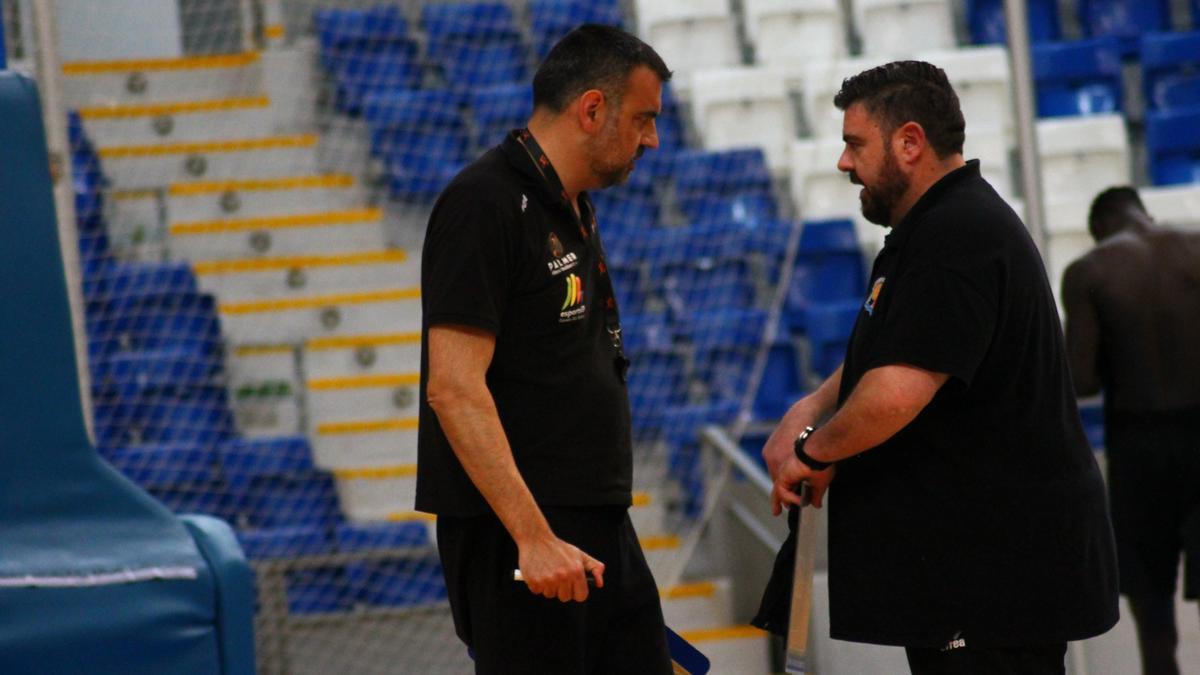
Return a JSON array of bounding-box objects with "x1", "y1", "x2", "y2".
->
[
  {"x1": 99, "y1": 134, "x2": 317, "y2": 159},
  {"x1": 169, "y1": 174, "x2": 355, "y2": 196},
  {"x1": 193, "y1": 250, "x2": 406, "y2": 275},
  {"x1": 387, "y1": 511, "x2": 436, "y2": 523},
  {"x1": 62, "y1": 52, "x2": 260, "y2": 75},
  {"x1": 317, "y1": 418, "x2": 420, "y2": 435},
  {"x1": 334, "y1": 464, "x2": 418, "y2": 480},
  {"x1": 661, "y1": 581, "x2": 717, "y2": 600},
  {"x1": 308, "y1": 373, "x2": 419, "y2": 391},
  {"x1": 677, "y1": 626, "x2": 767, "y2": 643},
  {"x1": 639, "y1": 535, "x2": 681, "y2": 551},
  {"x1": 219, "y1": 287, "x2": 419, "y2": 315},
  {"x1": 306, "y1": 332, "x2": 422, "y2": 351},
  {"x1": 171, "y1": 208, "x2": 380, "y2": 235},
  {"x1": 78, "y1": 95, "x2": 270, "y2": 119},
  {"x1": 232, "y1": 343, "x2": 294, "y2": 357}
]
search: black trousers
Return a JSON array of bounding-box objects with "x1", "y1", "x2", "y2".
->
[
  {"x1": 905, "y1": 641, "x2": 1068, "y2": 674},
  {"x1": 437, "y1": 505, "x2": 673, "y2": 675}
]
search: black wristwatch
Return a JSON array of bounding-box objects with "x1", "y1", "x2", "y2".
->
[{"x1": 793, "y1": 426, "x2": 832, "y2": 471}]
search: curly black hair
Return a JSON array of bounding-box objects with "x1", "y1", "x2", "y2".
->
[{"x1": 834, "y1": 61, "x2": 965, "y2": 159}]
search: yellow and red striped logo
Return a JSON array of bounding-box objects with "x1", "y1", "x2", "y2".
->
[{"x1": 561, "y1": 273, "x2": 584, "y2": 310}]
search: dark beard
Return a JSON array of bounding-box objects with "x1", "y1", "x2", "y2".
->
[{"x1": 856, "y1": 148, "x2": 909, "y2": 226}]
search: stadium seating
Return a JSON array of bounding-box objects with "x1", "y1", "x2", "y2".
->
[
  {"x1": 1141, "y1": 31, "x2": 1200, "y2": 111},
  {"x1": 1146, "y1": 105, "x2": 1200, "y2": 185},
  {"x1": 529, "y1": 0, "x2": 623, "y2": 58},
  {"x1": 0, "y1": 70, "x2": 253, "y2": 675},
  {"x1": 1032, "y1": 37, "x2": 1124, "y2": 117},
  {"x1": 688, "y1": 67, "x2": 795, "y2": 172},
  {"x1": 633, "y1": 0, "x2": 741, "y2": 78},
  {"x1": 1078, "y1": 0, "x2": 1172, "y2": 53},
  {"x1": 966, "y1": 0, "x2": 1062, "y2": 44},
  {"x1": 362, "y1": 89, "x2": 470, "y2": 202},
  {"x1": 1036, "y1": 113, "x2": 1131, "y2": 201},
  {"x1": 421, "y1": 3, "x2": 528, "y2": 87},
  {"x1": 854, "y1": 0, "x2": 956, "y2": 57},
  {"x1": 801, "y1": 57, "x2": 880, "y2": 139},
  {"x1": 468, "y1": 82, "x2": 532, "y2": 150},
  {"x1": 672, "y1": 148, "x2": 775, "y2": 224},
  {"x1": 805, "y1": 300, "x2": 862, "y2": 377},
  {"x1": 919, "y1": 46, "x2": 1014, "y2": 141},
  {"x1": 742, "y1": 0, "x2": 848, "y2": 65}
]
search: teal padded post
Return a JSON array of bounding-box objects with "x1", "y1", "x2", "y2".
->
[
  {"x1": 182, "y1": 515, "x2": 257, "y2": 675},
  {"x1": 0, "y1": 70, "x2": 250, "y2": 674}
]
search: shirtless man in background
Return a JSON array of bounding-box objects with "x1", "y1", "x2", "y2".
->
[{"x1": 1062, "y1": 186, "x2": 1200, "y2": 675}]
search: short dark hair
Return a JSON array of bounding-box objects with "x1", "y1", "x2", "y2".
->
[
  {"x1": 833, "y1": 61, "x2": 965, "y2": 158},
  {"x1": 532, "y1": 24, "x2": 672, "y2": 113},
  {"x1": 1088, "y1": 186, "x2": 1146, "y2": 238}
]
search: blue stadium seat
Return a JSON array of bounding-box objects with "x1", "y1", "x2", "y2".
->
[
  {"x1": 314, "y1": 5, "x2": 411, "y2": 55},
  {"x1": 591, "y1": 191, "x2": 661, "y2": 238},
  {"x1": 1145, "y1": 105, "x2": 1200, "y2": 185},
  {"x1": 1141, "y1": 31, "x2": 1200, "y2": 111},
  {"x1": 237, "y1": 524, "x2": 332, "y2": 560},
  {"x1": 688, "y1": 192, "x2": 779, "y2": 226},
  {"x1": 529, "y1": 0, "x2": 623, "y2": 58},
  {"x1": 1078, "y1": 0, "x2": 1171, "y2": 53},
  {"x1": 132, "y1": 386, "x2": 237, "y2": 445},
  {"x1": 656, "y1": 84, "x2": 686, "y2": 152},
  {"x1": 609, "y1": 263, "x2": 650, "y2": 314},
  {"x1": 673, "y1": 148, "x2": 774, "y2": 222},
  {"x1": 663, "y1": 399, "x2": 741, "y2": 517},
  {"x1": 363, "y1": 89, "x2": 471, "y2": 203},
  {"x1": 327, "y1": 45, "x2": 423, "y2": 115},
  {"x1": 786, "y1": 220, "x2": 867, "y2": 333},
  {"x1": 346, "y1": 556, "x2": 448, "y2": 607},
  {"x1": 335, "y1": 521, "x2": 430, "y2": 551},
  {"x1": 422, "y1": 3, "x2": 528, "y2": 87},
  {"x1": 619, "y1": 312, "x2": 673, "y2": 353},
  {"x1": 1032, "y1": 37, "x2": 1124, "y2": 117},
  {"x1": 104, "y1": 442, "x2": 220, "y2": 489},
  {"x1": 754, "y1": 337, "x2": 806, "y2": 420},
  {"x1": 87, "y1": 291, "x2": 222, "y2": 374},
  {"x1": 286, "y1": 567, "x2": 353, "y2": 614},
  {"x1": 468, "y1": 82, "x2": 532, "y2": 149},
  {"x1": 967, "y1": 0, "x2": 1061, "y2": 44},
  {"x1": 219, "y1": 437, "x2": 342, "y2": 531},
  {"x1": 627, "y1": 349, "x2": 689, "y2": 437},
  {"x1": 662, "y1": 259, "x2": 757, "y2": 319},
  {"x1": 805, "y1": 300, "x2": 862, "y2": 377}
]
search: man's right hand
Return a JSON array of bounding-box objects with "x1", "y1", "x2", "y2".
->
[
  {"x1": 517, "y1": 534, "x2": 605, "y2": 603},
  {"x1": 762, "y1": 398, "x2": 822, "y2": 481}
]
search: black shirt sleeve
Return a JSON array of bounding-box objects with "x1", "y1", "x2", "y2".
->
[
  {"x1": 421, "y1": 181, "x2": 517, "y2": 334},
  {"x1": 864, "y1": 262, "x2": 997, "y2": 389}
]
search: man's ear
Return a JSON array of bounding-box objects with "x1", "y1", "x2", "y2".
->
[
  {"x1": 894, "y1": 121, "x2": 927, "y2": 164},
  {"x1": 578, "y1": 89, "x2": 606, "y2": 133}
]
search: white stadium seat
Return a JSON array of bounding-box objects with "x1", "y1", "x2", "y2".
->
[
  {"x1": 1036, "y1": 114, "x2": 1131, "y2": 206},
  {"x1": 790, "y1": 137, "x2": 887, "y2": 254},
  {"x1": 690, "y1": 67, "x2": 795, "y2": 172},
  {"x1": 962, "y1": 128, "x2": 1014, "y2": 199},
  {"x1": 853, "y1": 0, "x2": 956, "y2": 58},
  {"x1": 635, "y1": 0, "x2": 741, "y2": 81},
  {"x1": 1140, "y1": 184, "x2": 1200, "y2": 230},
  {"x1": 743, "y1": 0, "x2": 847, "y2": 65},
  {"x1": 802, "y1": 57, "x2": 886, "y2": 139},
  {"x1": 918, "y1": 46, "x2": 1014, "y2": 142}
]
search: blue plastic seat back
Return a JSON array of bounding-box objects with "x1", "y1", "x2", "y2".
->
[
  {"x1": 754, "y1": 338, "x2": 806, "y2": 420},
  {"x1": 468, "y1": 82, "x2": 532, "y2": 149},
  {"x1": 1155, "y1": 75, "x2": 1200, "y2": 109},
  {"x1": 662, "y1": 259, "x2": 757, "y2": 316},
  {"x1": 529, "y1": 0, "x2": 623, "y2": 57},
  {"x1": 315, "y1": 6, "x2": 410, "y2": 53},
  {"x1": 328, "y1": 44, "x2": 423, "y2": 115},
  {"x1": 1032, "y1": 37, "x2": 1124, "y2": 116},
  {"x1": 799, "y1": 218, "x2": 859, "y2": 254},
  {"x1": 1141, "y1": 31, "x2": 1200, "y2": 110},
  {"x1": 422, "y1": 3, "x2": 528, "y2": 86},
  {"x1": 805, "y1": 300, "x2": 862, "y2": 376},
  {"x1": 219, "y1": 437, "x2": 343, "y2": 531},
  {"x1": 967, "y1": 0, "x2": 1061, "y2": 44},
  {"x1": 1145, "y1": 105, "x2": 1200, "y2": 185},
  {"x1": 627, "y1": 349, "x2": 689, "y2": 435},
  {"x1": 1079, "y1": 0, "x2": 1170, "y2": 49}
]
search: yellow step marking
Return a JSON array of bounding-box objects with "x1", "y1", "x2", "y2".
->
[
  {"x1": 265, "y1": 24, "x2": 286, "y2": 40},
  {"x1": 99, "y1": 134, "x2": 317, "y2": 159},
  {"x1": 171, "y1": 207, "x2": 380, "y2": 235},
  {"x1": 387, "y1": 511, "x2": 436, "y2": 523},
  {"x1": 219, "y1": 287, "x2": 419, "y2": 315},
  {"x1": 110, "y1": 188, "x2": 159, "y2": 201},
  {"x1": 169, "y1": 174, "x2": 355, "y2": 196},
  {"x1": 307, "y1": 332, "x2": 421, "y2": 351},
  {"x1": 193, "y1": 249, "x2": 406, "y2": 275},
  {"x1": 317, "y1": 418, "x2": 420, "y2": 435},
  {"x1": 661, "y1": 581, "x2": 718, "y2": 600},
  {"x1": 678, "y1": 626, "x2": 767, "y2": 643},
  {"x1": 309, "y1": 373, "x2": 419, "y2": 391},
  {"x1": 334, "y1": 464, "x2": 417, "y2": 480},
  {"x1": 639, "y1": 535, "x2": 681, "y2": 551},
  {"x1": 78, "y1": 95, "x2": 270, "y2": 119},
  {"x1": 62, "y1": 52, "x2": 260, "y2": 75},
  {"x1": 232, "y1": 344, "x2": 294, "y2": 357},
  {"x1": 632, "y1": 492, "x2": 653, "y2": 507}
]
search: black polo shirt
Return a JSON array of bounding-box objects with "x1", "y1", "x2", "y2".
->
[
  {"x1": 827, "y1": 161, "x2": 1118, "y2": 647},
  {"x1": 415, "y1": 132, "x2": 633, "y2": 517}
]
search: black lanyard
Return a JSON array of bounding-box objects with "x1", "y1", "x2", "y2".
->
[{"x1": 511, "y1": 129, "x2": 630, "y2": 383}]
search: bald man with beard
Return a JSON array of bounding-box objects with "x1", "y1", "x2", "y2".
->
[{"x1": 1062, "y1": 186, "x2": 1200, "y2": 675}]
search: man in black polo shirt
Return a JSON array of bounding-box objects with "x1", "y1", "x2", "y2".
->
[
  {"x1": 416, "y1": 25, "x2": 674, "y2": 674},
  {"x1": 1062, "y1": 186, "x2": 1200, "y2": 675},
  {"x1": 754, "y1": 61, "x2": 1118, "y2": 673}
]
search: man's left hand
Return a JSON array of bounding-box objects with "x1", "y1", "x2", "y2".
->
[{"x1": 771, "y1": 456, "x2": 835, "y2": 516}]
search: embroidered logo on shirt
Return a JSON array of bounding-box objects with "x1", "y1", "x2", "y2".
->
[
  {"x1": 546, "y1": 233, "x2": 579, "y2": 276},
  {"x1": 559, "y1": 273, "x2": 586, "y2": 322},
  {"x1": 548, "y1": 232, "x2": 564, "y2": 258},
  {"x1": 864, "y1": 276, "x2": 885, "y2": 316}
]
